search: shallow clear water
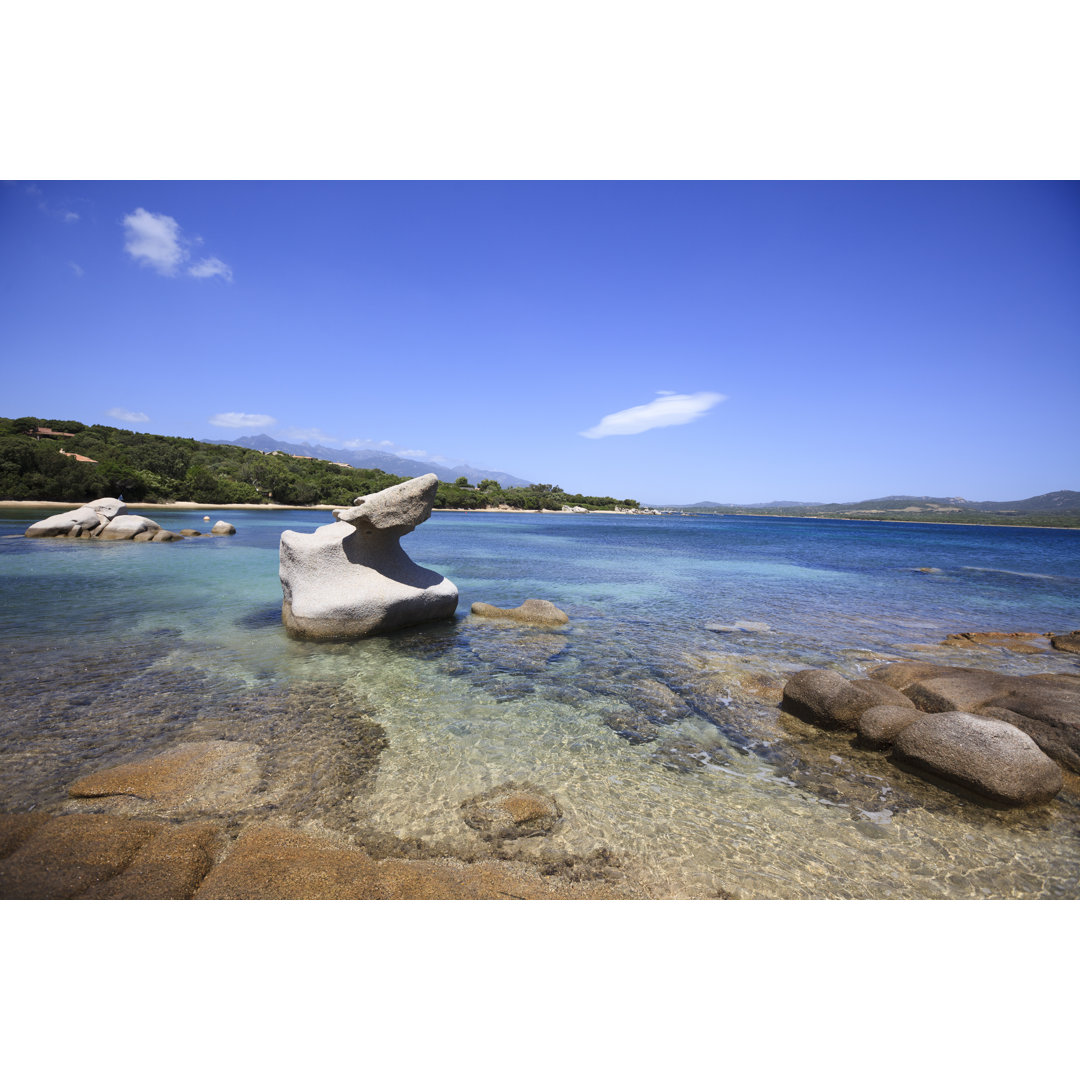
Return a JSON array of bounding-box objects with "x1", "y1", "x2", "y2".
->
[{"x1": 2, "y1": 507, "x2": 1079, "y2": 898}]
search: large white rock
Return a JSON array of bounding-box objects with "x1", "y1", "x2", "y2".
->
[
  {"x1": 24, "y1": 505, "x2": 102, "y2": 538},
  {"x1": 25, "y1": 497, "x2": 130, "y2": 538},
  {"x1": 98, "y1": 514, "x2": 161, "y2": 540},
  {"x1": 279, "y1": 473, "x2": 458, "y2": 640}
]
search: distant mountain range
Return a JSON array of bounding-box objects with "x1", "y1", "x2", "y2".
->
[
  {"x1": 670, "y1": 491, "x2": 1080, "y2": 516},
  {"x1": 217, "y1": 434, "x2": 533, "y2": 489}
]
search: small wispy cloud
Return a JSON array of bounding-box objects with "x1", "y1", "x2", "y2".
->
[
  {"x1": 69, "y1": 261, "x2": 84, "y2": 277},
  {"x1": 107, "y1": 407, "x2": 149, "y2": 424},
  {"x1": 24, "y1": 182, "x2": 83, "y2": 223},
  {"x1": 123, "y1": 208, "x2": 233, "y2": 282},
  {"x1": 189, "y1": 256, "x2": 233, "y2": 282},
  {"x1": 580, "y1": 391, "x2": 727, "y2": 438},
  {"x1": 210, "y1": 412, "x2": 276, "y2": 429}
]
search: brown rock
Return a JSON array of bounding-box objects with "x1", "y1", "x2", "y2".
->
[
  {"x1": 0, "y1": 815, "x2": 163, "y2": 899},
  {"x1": 0, "y1": 811, "x2": 51, "y2": 859},
  {"x1": 940, "y1": 631, "x2": 1050, "y2": 654},
  {"x1": 980, "y1": 681, "x2": 1080, "y2": 773},
  {"x1": 461, "y1": 782, "x2": 562, "y2": 839},
  {"x1": 152, "y1": 530, "x2": 182, "y2": 542},
  {"x1": 1050, "y1": 630, "x2": 1080, "y2": 654},
  {"x1": 780, "y1": 669, "x2": 907, "y2": 730},
  {"x1": 903, "y1": 671, "x2": 1019, "y2": 714},
  {"x1": 67, "y1": 740, "x2": 261, "y2": 811},
  {"x1": 869, "y1": 662, "x2": 984, "y2": 691},
  {"x1": 471, "y1": 598, "x2": 570, "y2": 626},
  {"x1": 856, "y1": 705, "x2": 923, "y2": 749},
  {"x1": 82, "y1": 823, "x2": 223, "y2": 899},
  {"x1": 179, "y1": 529, "x2": 202, "y2": 537},
  {"x1": 893, "y1": 712, "x2": 1063, "y2": 806}
]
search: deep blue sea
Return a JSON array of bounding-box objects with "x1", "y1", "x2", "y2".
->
[{"x1": 2, "y1": 506, "x2": 1079, "y2": 898}]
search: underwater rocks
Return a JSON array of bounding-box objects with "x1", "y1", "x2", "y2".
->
[
  {"x1": 705, "y1": 620, "x2": 771, "y2": 633},
  {"x1": 0, "y1": 813, "x2": 637, "y2": 899},
  {"x1": 461, "y1": 782, "x2": 562, "y2": 839},
  {"x1": 67, "y1": 740, "x2": 262, "y2": 813},
  {"x1": 470, "y1": 598, "x2": 570, "y2": 626},
  {"x1": 279, "y1": 473, "x2": 458, "y2": 640},
  {"x1": 781, "y1": 663, "x2": 1072, "y2": 806}
]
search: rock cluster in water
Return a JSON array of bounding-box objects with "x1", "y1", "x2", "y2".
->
[
  {"x1": 781, "y1": 661, "x2": 1080, "y2": 806},
  {"x1": 279, "y1": 473, "x2": 458, "y2": 640},
  {"x1": 24, "y1": 499, "x2": 235, "y2": 543}
]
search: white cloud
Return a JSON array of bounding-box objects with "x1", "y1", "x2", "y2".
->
[
  {"x1": 69, "y1": 261, "x2": 84, "y2": 277},
  {"x1": 123, "y1": 208, "x2": 185, "y2": 275},
  {"x1": 122, "y1": 207, "x2": 232, "y2": 282},
  {"x1": 209, "y1": 412, "x2": 276, "y2": 429},
  {"x1": 189, "y1": 256, "x2": 233, "y2": 282},
  {"x1": 107, "y1": 407, "x2": 149, "y2": 424},
  {"x1": 63, "y1": 211, "x2": 80, "y2": 223},
  {"x1": 580, "y1": 391, "x2": 727, "y2": 438}
]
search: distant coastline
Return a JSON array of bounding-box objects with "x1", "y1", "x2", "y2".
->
[
  {"x1": 0, "y1": 499, "x2": 642, "y2": 516},
  {"x1": 1, "y1": 500, "x2": 1074, "y2": 527}
]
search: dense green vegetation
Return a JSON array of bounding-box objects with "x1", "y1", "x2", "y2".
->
[{"x1": 0, "y1": 417, "x2": 641, "y2": 512}]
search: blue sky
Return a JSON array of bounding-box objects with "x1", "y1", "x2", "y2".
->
[{"x1": 2, "y1": 180, "x2": 1077, "y2": 504}]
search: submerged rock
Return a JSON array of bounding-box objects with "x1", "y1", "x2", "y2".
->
[
  {"x1": 892, "y1": 712, "x2": 1063, "y2": 806},
  {"x1": 471, "y1": 598, "x2": 570, "y2": 626},
  {"x1": 67, "y1": 740, "x2": 262, "y2": 812},
  {"x1": 705, "y1": 620, "x2": 771, "y2": 633},
  {"x1": 461, "y1": 782, "x2": 562, "y2": 839},
  {"x1": 279, "y1": 473, "x2": 458, "y2": 640}
]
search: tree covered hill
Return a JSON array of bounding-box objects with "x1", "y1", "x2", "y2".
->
[
  {"x1": 0, "y1": 416, "x2": 640, "y2": 512},
  {"x1": 667, "y1": 491, "x2": 1080, "y2": 527}
]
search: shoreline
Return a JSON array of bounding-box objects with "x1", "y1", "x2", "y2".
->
[
  {"x1": 0, "y1": 500, "x2": 647, "y2": 516},
  {"x1": 1, "y1": 500, "x2": 1073, "y2": 527}
]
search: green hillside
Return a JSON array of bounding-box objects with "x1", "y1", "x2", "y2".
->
[
  {"x1": 0, "y1": 417, "x2": 640, "y2": 512},
  {"x1": 670, "y1": 492, "x2": 1080, "y2": 528}
]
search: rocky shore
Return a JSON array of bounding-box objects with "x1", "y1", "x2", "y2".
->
[{"x1": 780, "y1": 654, "x2": 1080, "y2": 807}]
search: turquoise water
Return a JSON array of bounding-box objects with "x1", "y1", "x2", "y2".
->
[{"x1": 2, "y1": 507, "x2": 1079, "y2": 898}]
